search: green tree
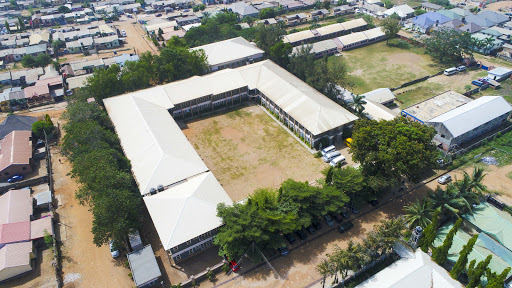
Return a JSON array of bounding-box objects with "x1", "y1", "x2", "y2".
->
[
  {"x1": 316, "y1": 259, "x2": 331, "y2": 288},
  {"x1": 351, "y1": 118, "x2": 437, "y2": 192},
  {"x1": 32, "y1": 114, "x2": 55, "y2": 140},
  {"x1": 258, "y1": 7, "x2": 275, "y2": 19},
  {"x1": 214, "y1": 188, "x2": 296, "y2": 258},
  {"x1": 242, "y1": 16, "x2": 255, "y2": 25},
  {"x1": 466, "y1": 255, "x2": 492, "y2": 288},
  {"x1": 367, "y1": 218, "x2": 406, "y2": 256},
  {"x1": 255, "y1": 23, "x2": 286, "y2": 55},
  {"x1": 288, "y1": 44, "x2": 315, "y2": 81},
  {"x1": 351, "y1": 94, "x2": 366, "y2": 117},
  {"x1": 458, "y1": 167, "x2": 488, "y2": 197},
  {"x1": 424, "y1": 28, "x2": 476, "y2": 64},
  {"x1": 17, "y1": 17, "x2": 24, "y2": 30},
  {"x1": 329, "y1": 166, "x2": 365, "y2": 202},
  {"x1": 43, "y1": 229, "x2": 53, "y2": 248},
  {"x1": 361, "y1": 14, "x2": 375, "y2": 28},
  {"x1": 414, "y1": 9, "x2": 426, "y2": 16},
  {"x1": 4, "y1": 21, "x2": 10, "y2": 33},
  {"x1": 323, "y1": 1, "x2": 330, "y2": 9},
  {"x1": 269, "y1": 41, "x2": 292, "y2": 67},
  {"x1": 381, "y1": 17, "x2": 401, "y2": 44},
  {"x1": 428, "y1": 185, "x2": 473, "y2": 217},
  {"x1": 450, "y1": 234, "x2": 478, "y2": 279},
  {"x1": 383, "y1": 0, "x2": 393, "y2": 9},
  {"x1": 306, "y1": 56, "x2": 352, "y2": 102},
  {"x1": 432, "y1": 218, "x2": 462, "y2": 265},
  {"x1": 419, "y1": 210, "x2": 440, "y2": 253},
  {"x1": 9, "y1": 0, "x2": 17, "y2": 8},
  {"x1": 404, "y1": 199, "x2": 432, "y2": 228},
  {"x1": 21, "y1": 55, "x2": 36, "y2": 67},
  {"x1": 58, "y1": 5, "x2": 71, "y2": 13},
  {"x1": 485, "y1": 267, "x2": 511, "y2": 288}
]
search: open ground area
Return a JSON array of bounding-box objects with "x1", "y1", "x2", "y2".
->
[
  {"x1": 182, "y1": 105, "x2": 343, "y2": 202},
  {"x1": 335, "y1": 41, "x2": 440, "y2": 95}
]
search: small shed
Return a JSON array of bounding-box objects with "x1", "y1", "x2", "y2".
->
[
  {"x1": 488, "y1": 67, "x2": 512, "y2": 81},
  {"x1": 129, "y1": 230, "x2": 143, "y2": 251},
  {"x1": 127, "y1": 245, "x2": 162, "y2": 288},
  {"x1": 33, "y1": 190, "x2": 51, "y2": 210}
]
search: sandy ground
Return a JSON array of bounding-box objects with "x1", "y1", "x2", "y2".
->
[
  {"x1": 484, "y1": 1, "x2": 512, "y2": 11},
  {"x1": 115, "y1": 16, "x2": 159, "y2": 55},
  {"x1": 182, "y1": 105, "x2": 340, "y2": 202}
]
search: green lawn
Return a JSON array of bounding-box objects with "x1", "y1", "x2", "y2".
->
[
  {"x1": 473, "y1": 79, "x2": 512, "y2": 104},
  {"x1": 395, "y1": 81, "x2": 446, "y2": 108},
  {"x1": 390, "y1": 0, "x2": 422, "y2": 8},
  {"x1": 332, "y1": 40, "x2": 439, "y2": 95}
]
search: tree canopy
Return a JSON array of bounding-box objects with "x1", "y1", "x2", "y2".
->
[
  {"x1": 258, "y1": 7, "x2": 275, "y2": 19},
  {"x1": 21, "y1": 54, "x2": 53, "y2": 68},
  {"x1": 424, "y1": 28, "x2": 478, "y2": 64},
  {"x1": 381, "y1": 17, "x2": 401, "y2": 44},
  {"x1": 350, "y1": 118, "x2": 438, "y2": 192},
  {"x1": 32, "y1": 114, "x2": 55, "y2": 140}
]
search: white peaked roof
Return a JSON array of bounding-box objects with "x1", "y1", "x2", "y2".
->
[
  {"x1": 356, "y1": 250, "x2": 463, "y2": 288},
  {"x1": 361, "y1": 88, "x2": 396, "y2": 104},
  {"x1": 238, "y1": 61, "x2": 358, "y2": 135},
  {"x1": 384, "y1": 4, "x2": 414, "y2": 18},
  {"x1": 144, "y1": 172, "x2": 233, "y2": 250},
  {"x1": 428, "y1": 96, "x2": 512, "y2": 138},
  {"x1": 190, "y1": 37, "x2": 264, "y2": 67},
  {"x1": 104, "y1": 91, "x2": 207, "y2": 195}
]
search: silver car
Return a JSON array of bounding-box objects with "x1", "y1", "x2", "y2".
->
[
  {"x1": 109, "y1": 240, "x2": 120, "y2": 258},
  {"x1": 438, "y1": 174, "x2": 452, "y2": 184}
]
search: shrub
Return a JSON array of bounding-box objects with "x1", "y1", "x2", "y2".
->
[
  {"x1": 44, "y1": 229, "x2": 53, "y2": 248},
  {"x1": 221, "y1": 263, "x2": 231, "y2": 273}
]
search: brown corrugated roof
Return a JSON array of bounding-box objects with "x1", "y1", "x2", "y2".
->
[
  {"x1": 0, "y1": 241, "x2": 32, "y2": 270},
  {"x1": 30, "y1": 216, "x2": 52, "y2": 240},
  {"x1": 0, "y1": 130, "x2": 32, "y2": 172},
  {"x1": 23, "y1": 85, "x2": 50, "y2": 99}
]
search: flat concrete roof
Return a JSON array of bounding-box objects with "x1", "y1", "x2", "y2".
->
[{"x1": 402, "y1": 90, "x2": 472, "y2": 122}]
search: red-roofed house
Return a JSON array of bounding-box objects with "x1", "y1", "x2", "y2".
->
[
  {"x1": 0, "y1": 241, "x2": 34, "y2": 282},
  {"x1": 0, "y1": 189, "x2": 32, "y2": 225},
  {"x1": 0, "y1": 222, "x2": 31, "y2": 245},
  {"x1": 23, "y1": 85, "x2": 50, "y2": 104},
  {"x1": 0, "y1": 131, "x2": 33, "y2": 181}
]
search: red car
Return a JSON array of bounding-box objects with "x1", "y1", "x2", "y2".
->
[{"x1": 229, "y1": 260, "x2": 240, "y2": 271}]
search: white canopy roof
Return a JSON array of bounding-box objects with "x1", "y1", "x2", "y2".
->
[
  {"x1": 144, "y1": 172, "x2": 233, "y2": 250},
  {"x1": 357, "y1": 250, "x2": 463, "y2": 288},
  {"x1": 190, "y1": 37, "x2": 264, "y2": 67},
  {"x1": 104, "y1": 91, "x2": 207, "y2": 195}
]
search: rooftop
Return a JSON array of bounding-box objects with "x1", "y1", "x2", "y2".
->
[
  {"x1": 191, "y1": 37, "x2": 264, "y2": 67},
  {"x1": 427, "y1": 96, "x2": 512, "y2": 138},
  {"x1": 127, "y1": 245, "x2": 162, "y2": 287},
  {"x1": 402, "y1": 90, "x2": 472, "y2": 122},
  {"x1": 0, "y1": 130, "x2": 33, "y2": 172},
  {"x1": 0, "y1": 115, "x2": 37, "y2": 139}
]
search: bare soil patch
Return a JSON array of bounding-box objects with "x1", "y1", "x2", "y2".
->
[{"x1": 182, "y1": 105, "x2": 328, "y2": 202}]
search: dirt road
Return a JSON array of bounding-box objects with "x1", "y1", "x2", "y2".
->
[{"x1": 51, "y1": 115, "x2": 134, "y2": 288}]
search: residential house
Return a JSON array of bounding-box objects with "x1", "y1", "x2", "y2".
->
[
  {"x1": 427, "y1": 96, "x2": 512, "y2": 150},
  {"x1": 65, "y1": 37, "x2": 94, "y2": 54},
  {"x1": 437, "y1": 19, "x2": 464, "y2": 32},
  {"x1": 30, "y1": 14, "x2": 41, "y2": 28},
  {"x1": 0, "y1": 115, "x2": 36, "y2": 139},
  {"x1": 0, "y1": 130, "x2": 33, "y2": 180},
  {"x1": 255, "y1": 18, "x2": 278, "y2": 26},
  {"x1": 25, "y1": 44, "x2": 47, "y2": 57},
  {"x1": 66, "y1": 74, "x2": 93, "y2": 90},
  {"x1": 283, "y1": 13, "x2": 309, "y2": 26},
  {"x1": 384, "y1": 4, "x2": 414, "y2": 20},
  {"x1": 332, "y1": 5, "x2": 354, "y2": 16},
  {"x1": 411, "y1": 12, "x2": 451, "y2": 33},
  {"x1": 466, "y1": 10, "x2": 509, "y2": 28},
  {"x1": 487, "y1": 67, "x2": 512, "y2": 81},
  {"x1": 436, "y1": 9, "x2": 462, "y2": 20},
  {"x1": 360, "y1": 3, "x2": 386, "y2": 18},
  {"x1": 175, "y1": 15, "x2": 200, "y2": 27},
  {"x1": 449, "y1": 7, "x2": 471, "y2": 18},
  {"x1": 227, "y1": 2, "x2": 259, "y2": 18},
  {"x1": 94, "y1": 35, "x2": 120, "y2": 50},
  {"x1": 459, "y1": 22, "x2": 483, "y2": 34},
  {"x1": 310, "y1": 9, "x2": 330, "y2": 20},
  {"x1": 361, "y1": 87, "x2": 396, "y2": 106},
  {"x1": 471, "y1": 32, "x2": 503, "y2": 54},
  {"x1": 280, "y1": 0, "x2": 306, "y2": 10},
  {"x1": 421, "y1": 2, "x2": 443, "y2": 12},
  {"x1": 28, "y1": 32, "x2": 50, "y2": 46},
  {"x1": 190, "y1": 37, "x2": 264, "y2": 72},
  {"x1": 24, "y1": 84, "x2": 50, "y2": 104}
]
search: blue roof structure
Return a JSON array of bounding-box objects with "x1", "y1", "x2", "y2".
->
[{"x1": 412, "y1": 12, "x2": 451, "y2": 29}]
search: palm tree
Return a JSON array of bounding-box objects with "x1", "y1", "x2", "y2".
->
[
  {"x1": 316, "y1": 259, "x2": 331, "y2": 288},
  {"x1": 429, "y1": 186, "x2": 472, "y2": 217},
  {"x1": 464, "y1": 167, "x2": 488, "y2": 196},
  {"x1": 330, "y1": 247, "x2": 352, "y2": 287},
  {"x1": 404, "y1": 199, "x2": 432, "y2": 228},
  {"x1": 351, "y1": 94, "x2": 366, "y2": 115}
]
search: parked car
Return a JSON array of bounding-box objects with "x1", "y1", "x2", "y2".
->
[
  {"x1": 324, "y1": 214, "x2": 335, "y2": 227},
  {"x1": 438, "y1": 174, "x2": 452, "y2": 184},
  {"x1": 183, "y1": 9, "x2": 190, "y2": 12},
  {"x1": 368, "y1": 199, "x2": 379, "y2": 207},
  {"x1": 121, "y1": 30, "x2": 127, "y2": 37},
  {"x1": 321, "y1": 145, "x2": 336, "y2": 156},
  {"x1": 109, "y1": 240, "x2": 119, "y2": 258},
  {"x1": 457, "y1": 65, "x2": 466, "y2": 72},
  {"x1": 156, "y1": 13, "x2": 162, "y2": 17},
  {"x1": 306, "y1": 225, "x2": 316, "y2": 235},
  {"x1": 338, "y1": 221, "x2": 354, "y2": 233},
  {"x1": 278, "y1": 246, "x2": 289, "y2": 256},
  {"x1": 312, "y1": 220, "x2": 322, "y2": 230},
  {"x1": 444, "y1": 67, "x2": 457, "y2": 76},
  {"x1": 329, "y1": 155, "x2": 346, "y2": 167},
  {"x1": 341, "y1": 210, "x2": 350, "y2": 219},
  {"x1": 331, "y1": 213, "x2": 343, "y2": 223},
  {"x1": 7, "y1": 175, "x2": 24, "y2": 183},
  {"x1": 322, "y1": 151, "x2": 341, "y2": 163},
  {"x1": 472, "y1": 80, "x2": 489, "y2": 87},
  {"x1": 229, "y1": 260, "x2": 240, "y2": 271},
  {"x1": 296, "y1": 229, "x2": 308, "y2": 241},
  {"x1": 284, "y1": 233, "x2": 296, "y2": 244}
]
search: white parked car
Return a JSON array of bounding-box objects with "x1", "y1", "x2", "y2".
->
[
  {"x1": 121, "y1": 30, "x2": 127, "y2": 37},
  {"x1": 438, "y1": 174, "x2": 452, "y2": 184},
  {"x1": 321, "y1": 145, "x2": 336, "y2": 156},
  {"x1": 329, "y1": 155, "x2": 346, "y2": 167},
  {"x1": 109, "y1": 240, "x2": 120, "y2": 258},
  {"x1": 456, "y1": 65, "x2": 466, "y2": 72},
  {"x1": 322, "y1": 151, "x2": 341, "y2": 163}
]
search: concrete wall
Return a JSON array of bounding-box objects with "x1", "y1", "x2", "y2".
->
[
  {"x1": 0, "y1": 162, "x2": 33, "y2": 181},
  {"x1": 0, "y1": 263, "x2": 32, "y2": 283}
]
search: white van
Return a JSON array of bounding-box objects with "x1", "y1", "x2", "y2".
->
[
  {"x1": 329, "y1": 155, "x2": 346, "y2": 167},
  {"x1": 322, "y1": 151, "x2": 341, "y2": 163},
  {"x1": 321, "y1": 145, "x2": 336, "y2": 156},
  {"x1": 444, "y1": 67, "x2": 457, "y2": 76}
]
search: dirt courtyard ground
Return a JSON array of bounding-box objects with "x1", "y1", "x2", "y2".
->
[
  {"x1": 484, "y1": 1, "x2": 512, "y2": 12},
  {"x1": 182, "y1": 105, "x2": 331, "y2": 202}
]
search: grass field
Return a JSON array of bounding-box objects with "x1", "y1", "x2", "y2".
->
[
  {"x1": 181, "y1": 105, "x2": 327, "y2": 202},
  {"x1": 333, "y1": 40, "x2": 439, "y2": 95}
]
